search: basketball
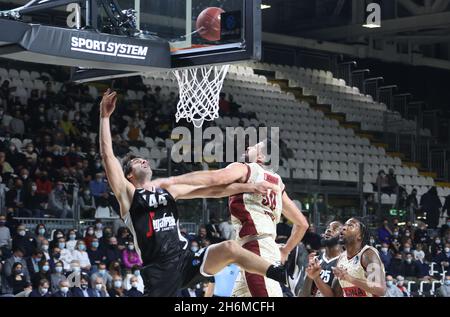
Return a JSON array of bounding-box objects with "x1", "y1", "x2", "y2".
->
[{"x1": 196, "y1": 7, "x2": 225, "y2": 42}]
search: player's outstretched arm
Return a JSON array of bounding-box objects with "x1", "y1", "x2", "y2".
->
[
  {"x1": 334, "y1": 248, "x2": 386, "y2": 297},
  {"x1": 167, "y1": 181, "x2": 280, "y2": 200},
  {"x1": 99, "y1": 89, "x2": 134, "y2": 217},
  {"x1": 156, "y1": 162, "x2": 249, "y2": 188},
  {"x1": 280, "y1": 192, "x2": 309, "y2": 263}
]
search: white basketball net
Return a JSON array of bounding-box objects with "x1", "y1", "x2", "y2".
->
[{"x1": 172, "y1": 64, "x2": 229, "y2": 128}]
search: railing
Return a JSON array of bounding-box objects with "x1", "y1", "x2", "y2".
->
[
  {"x1": 363, "y1": 77, "x2": 383, "y2": 100},
  {"x1": 377, "y1": 85, "x2": 397, "y2": 109},
  {"x1": 351, "y1": 69, "x2": 370, "y2": 93},
  {"x1": 430, "y1": 149, "x2": 449, "y2": 180},
  {"x1": 337, "y1": 61, "x2": 357, "y2": 87}
]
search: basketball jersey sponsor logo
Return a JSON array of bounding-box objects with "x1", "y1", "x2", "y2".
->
[
  {"x1": 153, "y1": 213, "x2": 176, "y2": 232},
  {"x1": 342, "y1": 287, "x2": 367, "y2": 297}
]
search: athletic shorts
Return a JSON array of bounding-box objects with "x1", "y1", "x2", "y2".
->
[
  {"x1": 141, "y1": 247, "x2": 212, "y2": 297},
  {"x1": 231, "y1": 237, "x2": 283, "y2": 297}
]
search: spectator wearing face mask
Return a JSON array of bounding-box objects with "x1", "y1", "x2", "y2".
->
[
  {"x1": 12, "y1": 225, "x2": 36, "y2": 257},
  {"x1": 87, "y1": 237, "x2": 106, "y2": 269},
  {"x1": 218, "y1": 216, "x2": 235, "y2": 240},
  {"x1": 388, "y1": 252, "x2": 406, "y2": 277},
  {"x1": 57, "y1": 238, "x2": 73, "y2": 271},
  {"x1": 92, "y1": 276, "x2": 109, "y2": 297},
  {"x1": 50, "y1": 261, "x2": 65, "y2": 293},
  {"x1": 430, "y1": 236, "x2": 444, "y2": 258},
  {"x1": 14, "y1": 281, "x2": 33, "y2": 297},
  {"x1": 385, "y1": 275, "x2": 404, "y2": 297},
  {"x1": 52, "y1": 279, "x2": 72, "y2": 297},
  {"x1": 24, "y1": 182, "x2": 46, "y2": 217},
  {"x1": 94, "y1": 221, "x2": 104, "y2": 239},
  {"x1": 379, "y1": 243, "x2": 393, "y2": 268},
  {"x1": 413, "y1": 243, "x2": 425, "y2": 261},
  {"x1": 434, "y1": 242, "x2": 450, "y2": 272},
  {"x1": 89, "y1": 173, "x2": 108, "y2": 205},
  {"x1": 31, "y1": 259, "x2": 51, "y2": 289},
  {"x1": 40, "y1": 239, "x2": 50, "y2": 260},
  {"x1": 65, "y1": 229, "x2": 78, "y2": 252},
  {"x1": 72, "y1": 274, "x2": 96, "y2": 297},
  {"x1": 5, "y1": 178, "x2": 31, "y2": 217},
  {"x1": 401, "y1": 243, "x2": 413, "y2": 259},
  {"x1": 395, "y1": 275, "x2": 410, "y2": 297},
  {"x1": 108, "y1": 260, "x2": 122, "y2": 278},
  {"x1": 190, "y1": 240, "x2": 200, "y2": 254},
  {"x1": 26, "y1": 250, "x2": 44, "y2": 277},
  {"x1": 33, "y1": 224, "x2": 48, "y2": 248},
  {"x1": 122, "y1": 241, "x2": 142, "y2": 269},
  {"x1": 72, "y1": 240, "x2": 91, "y2": 272},
  {"x1": 403, "y1": 253, "x2": 420, "y2": 282},
  {"x1": 105, "y1": 237, "x2": 122, "y2": 266},
  {"x1": 109, "y1": 275, "x2": 125, "y2": 297},
  {"x1": 415, "y1": 252, "x2": 432, "y2": 281},
  {"x1": 90, "y1": 262, "x2": 113, "y2": 289},
  {"x1": 123, "y1": 265, "x2": 144, "y2": 293},
  {"x1": 83, "y1": 226, "x2": 96, "y2": 249},
  {"x1": 437, "y1": 275, "x2": 450, "y2": 297},
  {"x1": 8, "y1": 262, "x2": 29, "y2": 295},
  {"x1": 124, "y1": 275, "x2": 143, "y2": 297},
  {"x1": 80, "y1": 188, "x2": 96, "y2": 219},
  {"x1": 29, "y1": 278, "x2": 51, "y2": 297}
]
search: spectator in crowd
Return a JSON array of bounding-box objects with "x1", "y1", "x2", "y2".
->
[
  {"x1": 190, "y1": 240, "x2": 200, "y2": 253},
  {"x1": 72, "y1": 240, "x2": 91, "y2": 272},
  {"x1": 379, "y1": 242, "x2": 393, "y2": 268},
  {"x1": 57, "y1": 238, "x2": 73, "y2": 271},
  {"x1": 35, "y1": 173, "x2": 52, "y2": 197},
  {"x1": 124, "y1": 275, "x2": 143, "y2": 297},
  {"x1": 80, "y1": 188, "x2": 96, "y2": 218},
  {"x1": 83, "y1": 226, "x2": 96, "y2": 249},
  {"x1": 90, "y1": 262, "x2": 113, "y2": 289},
  {"x1": 89, "y1": 173, "x2": 108, "y2": 205},
  {"x1": 396, "y1": 275, "x2": 410, "y2": 297},
  {"x1": 108, "y1": 260, "x2": 122, "y2": 278},
  {"x1": 50, "y1": 261, "x2": 65, "y2": 293},
  {"x1": 5, "y1": 178, "x2": 30, "y2": 217},
  {"x1": 14, "y1": 281, "x2": 32, "y2": 297},
  {"x1": 0, "y1": 215, "x2": 11, "y2": 251},
  {"x1": 31, "y1": 259, "x2": 51, "y2": 289},
  {"x1": 8, "y1": 262, "x2": 29, "y2": 295},
  {"x1": 29, "y1": 278, "x2": 51, "y2": 297},
  {"x1": 413, "y1": 243, "x2": 425, "y2": 261},
  {"x1": 92, "y1": 276, "x2": 109, "y2": 297},
  {"x1": 218, "y1": 215, "x2": 234, "y2": 241},
  {"x1": 33, "y1": 224, "x2": 49, "y2": 248},
  {"x1": 117, "y1": 227, "x2": 131, "y2": 246},
  {"x1": 24, "y1": 182, "x2": 46, "y2": 217},
  {"x1": 40, "y1": 239, "x2": 50, "y2": 260},
  {"x1": 388, "y1": 252, "x2": 406, "y2": 277},
  {"x1": 401, "y1": 242, "x2": 412, "y2": 259},
  {"x1": 94, "y1": 220, "x2": 104, "y2": 239},
  {"x1": 437, "y1": 275, "x2": 450, "y2": 297},
  {"x1": 0, "y1": 151, "x2": 14, "y2": 174},
  {"x1": 376, "y1": 170, "x2": 393, "y2": 195},
  {"x1": 48, "y1": 181, "x2": 72, "y2": 218},
  {"x1": 104, "y1": 237, "x2": 122, "y2": 266},
  {"x1": 12, "y1": 225, "x2": 36, "y2": 257},
  {"x1": 205, "y1": 215, "x2": 222, "y2": 243},
  {"x1": 66, "y1": 229, "x2": 78, "y2": 251},
  {"x1": 52, "y1": 279, "x2": 72, "y2": 297},
  {"x1": 26, "y1": 250, "x2": 44, "y2": 277},
  {"x1": 377, "y1": 219, "x2": 392, "y2": 244},
  {"x1": 415, "y1": 252, "x2": 432, "y2": 281},
  {"x1": 385, "y1": 275, "x2": 404, "y2": 297},
  {"x1": 302, "y1": 224, "x2": 322, "y2": 251},
  {"x1": 404, "y1": 253, "x2": 420, "y2": 281},
  {"x1": 87, "y1": 237, "x2": 105, "y2": 269},
  {"x1": 109, "y1": 275, "x2": 125, "y2": 297},
  {"x1": 414, "y1": 222, "x2": 430, "y2": 246},
  {"x1": 276, "y1": 215, "x2": 292, "y2": 244},
  {"x1": 123, "y1": 265, "x2": 144, "y2": 293},
  {"x1": 122, "y1": 241, "x2": 142, "y2": 269},
  {"x1": 194, "y1": 225, "x2": 208, "y2": 245},
  {"x1": 406, "y1": 188, "x2": 419, "y2": 216},
  {"x1": 420, "y1": 187, "x2": 442, "y2": 229},
  {"x1": 433, "y1": 242, "x2": 450, "y2": 271},
  {"x1": 72, "y1": 274, "x2": 95, "y2": 297}
]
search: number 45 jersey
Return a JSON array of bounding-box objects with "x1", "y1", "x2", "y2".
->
[{"x1": 229, "y1": 163, "x2": 284, "y2": 242}]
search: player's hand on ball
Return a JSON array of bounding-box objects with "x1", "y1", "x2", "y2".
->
[
  {"x1": 100, "y1": 88, "x2": 118, "y2": 118},
  {"x1": 254, "y1": 181, "x2": 280, "y2": 195},
  {"x1": 306, "y1": 258, "x2": 321, "y2": 279}
]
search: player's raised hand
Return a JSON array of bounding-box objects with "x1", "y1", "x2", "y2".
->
[
  {"x1": 254, "y1": 180, "x2": 280, "y2": 196},
  {"x1": 100, "y1": 88, "x2": 118, "y2": 118},
  {"x1": 306, "y1": 258, "x2": 321, "y2": 279},
  {"x1": 332, "y1": 267, "x2": 349, "y2": 281}
]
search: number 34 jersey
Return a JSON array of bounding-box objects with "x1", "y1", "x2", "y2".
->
[{"x1": 229, "y1": 163, "x2": 284, "y2": 242}]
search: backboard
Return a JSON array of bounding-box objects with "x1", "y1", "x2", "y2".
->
[{"x1": 127, "y1": 0, "x2": 261, "y2": 68}]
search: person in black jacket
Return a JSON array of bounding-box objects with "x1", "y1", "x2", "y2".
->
[
  {"x1": 71, "y1": 275, "x2": 96, "y2": 297},
  {"x1": 12, "y1": 224, "x2": 37, "y2": 257},
  {"x1": 31, "y1": 259, "x2": 51, "y2": 289},
  {"x1": 404, "y1": 253, "x2": 420, "y2": 281},
  {"x1": 52, "y1": 279, "x2": 72, "y2": 297},
  {"x1": 124, "y1": 275, "x2": 143, "y2": 297},
  {"x1": 388, "y1": 252, "x2": 406, "y2": 277},
  {"x1": 9, "y1": 262, "x2": 28, "y2": 295},
  {"x1": 104, "y1": 236, "x2": 122, "y2": 266},
  {"x1": 420, "y1": 187, "x2": 442, "y2": 229},
  {"x1": 29, "y1": 278, "x2": 51, "y2": 297}
]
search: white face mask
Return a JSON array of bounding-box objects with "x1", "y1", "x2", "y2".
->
[
  {"x1": 40, "y1": 287, "x2": 48, "y2": 295},
  {"x1": 60, "y1": 287, "x2": 69, "y2": 293},
  {"x1": 445, "y1": 247, "x2": 450, "y2": 253},
  {"x1": 95, "y1": 284, "x2": 103, "y2": 291},
  {"x1": 114, "y1": 280, "x2": 122, "y2": 288},
  {"x1": 42, "y1": 245, "x2": 49, "y2": 251},
  {"x1": 381, "y1": 247, "x2": 388, "y2": 253},
  {"x1": 131, "y1": 282, "x2": 138, "y2": 288},
  {"x1": 18, "y1": 230, "x2": 26, "y2": 236}
]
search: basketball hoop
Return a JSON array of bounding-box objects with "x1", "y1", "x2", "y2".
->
[{"x1": 172, "y1": 64, "x2": 229, "y2": 128}]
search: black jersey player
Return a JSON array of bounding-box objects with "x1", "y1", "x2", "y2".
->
[{"x1": 99, "y1": 89, "x2": 289, "y2": 297}]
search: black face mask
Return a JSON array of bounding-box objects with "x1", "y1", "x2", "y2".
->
[
  {"x1": 321, "y1": 236, "x2": 339, "y2": 248},
  {"x1": 53, "y1": 253, "x2": 61, "y2": 260}
]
